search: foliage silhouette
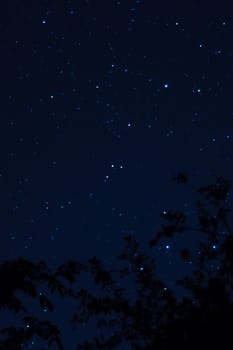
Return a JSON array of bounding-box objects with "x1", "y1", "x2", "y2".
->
[{"x1": 0, "y1": 175, "x2": 233, "y2": 349}]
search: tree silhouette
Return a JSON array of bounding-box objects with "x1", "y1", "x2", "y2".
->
[
  {"x1": 0, "y1": 258, "x2": 85, "y2": 349},
  {"x1": 1, "y1": 175, "x2": 233, "y2": 349}
]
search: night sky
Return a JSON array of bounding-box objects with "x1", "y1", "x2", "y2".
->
[{"x1": 1, "y1": 0, "x2": 233, "y2": 348}]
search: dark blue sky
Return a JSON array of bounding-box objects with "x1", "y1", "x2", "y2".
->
[{"x1": 0, "y1": 1, "x2": 233, "y2": 348}]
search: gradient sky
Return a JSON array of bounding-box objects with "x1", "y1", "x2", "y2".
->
[{"x1": 0, "y1": 1, "x2": 233, "y2": 348}]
